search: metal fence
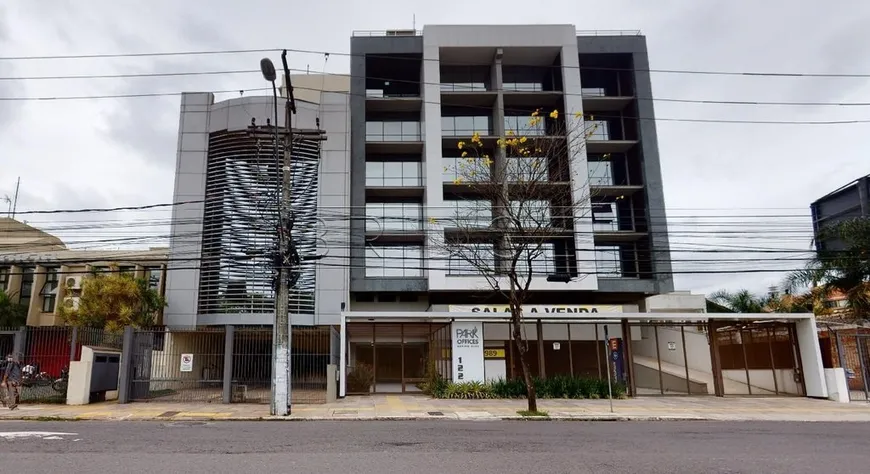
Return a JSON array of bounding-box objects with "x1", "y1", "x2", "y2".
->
[
  {"x1": 832, "y1": 332, "x2": 870, "y2": 401},
  {"x1": 126, "y1": 325, "x2": 335, "y2": 404},
  {"x1": 0, "y1": 326, "x2": 122, "y2": 404}
]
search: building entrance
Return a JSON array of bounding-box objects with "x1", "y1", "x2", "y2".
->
[{"x1": 345, "y1": 322, "x2": 451, "y2": 394}]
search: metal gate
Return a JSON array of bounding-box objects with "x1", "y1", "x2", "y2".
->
[{"x1": 835, "y1": 333, "x2": 870, "y2": 402}]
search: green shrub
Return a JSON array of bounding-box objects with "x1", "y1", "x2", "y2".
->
[
  {"x1": 419, "y1": 359, "x2": 448, "y2": 398},
  {"x1": 429, "y1": 374, "x2": 628, "y2": 400},
  {"x1": 490, "y1": 377, "x2": 526, "y2": 398},
  {"x1": 346, "y1": 363, "x2": 374, "y2": 393},
  {"x1": 444, "y1": 381, "x2": 492, "y2": 399}
]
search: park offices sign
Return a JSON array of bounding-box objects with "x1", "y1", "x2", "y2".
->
[{"x1": 448, "y1": 305, "x2": 623, "y2": 314}]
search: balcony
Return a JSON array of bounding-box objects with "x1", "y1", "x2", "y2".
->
[
  {"x1": 588, "y1": 156, "x2": 643, "y2": 198},
  {"x1": 365, "y1": 161, "x2": 424, "y2": 198},
  {"x1": 365, "y1": 121, "x2": 423, "y2": 154},
  {"x1": 366, "y1": 90, "x2": 423, "y2": 112},
  {"x1": 591, "y1": 203, "x2": 646, "y2": 243},
  {"x1": 581, "y1": 88, "x2": 634, "y2": 112},
  {"x1": 584, "y1": 119, "x2": 638, "y2": 154}
]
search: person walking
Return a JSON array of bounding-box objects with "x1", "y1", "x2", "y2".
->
[{"x1": 1, "y1": 353, "x2": 22, "y2": 410}]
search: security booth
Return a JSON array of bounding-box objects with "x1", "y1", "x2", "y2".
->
[{"x1": 339, "y1": 309, "x2": 829, "y2": 400}]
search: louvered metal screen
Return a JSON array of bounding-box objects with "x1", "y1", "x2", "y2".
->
[{"x1": 197, "y1": 129, "x2": 320, "y2": 320}]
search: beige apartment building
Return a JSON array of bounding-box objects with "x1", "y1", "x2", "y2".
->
[{"x1": 0, "y1": 218, "x2": 167, "y2": 327}]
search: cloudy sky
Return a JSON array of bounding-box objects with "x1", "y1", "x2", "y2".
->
[{"x1": 2, "y1": 0, "x2": 869, "y2": 296}]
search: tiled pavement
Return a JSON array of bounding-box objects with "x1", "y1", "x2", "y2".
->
[{"x1": 1, "y1": 396, "x2": 869, "y2": 422}]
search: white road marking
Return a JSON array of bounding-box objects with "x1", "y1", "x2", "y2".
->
[{"x1": 0, "y1": 431, "x2": 78, "y2": 440}]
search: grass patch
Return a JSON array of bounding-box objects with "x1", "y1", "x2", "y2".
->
[
  {"x1": 517, "y1": 410, "x2": 549, "y2": 417},
  {"x1": 33, "y1": 416, "x2": 70, "y2": 422}
]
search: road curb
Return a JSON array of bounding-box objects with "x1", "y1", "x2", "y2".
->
[{"x1": 1, "y1": 414, "x2": 713, "y2": 422}]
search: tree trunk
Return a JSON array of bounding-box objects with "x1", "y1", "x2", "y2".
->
[{"x1": 511, "y1": 308, "x2": 537, "y2": 412}]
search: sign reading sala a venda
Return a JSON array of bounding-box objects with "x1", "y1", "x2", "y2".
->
[{"x1": 448, "y1": 305, "x2": 622, "y2": 314}]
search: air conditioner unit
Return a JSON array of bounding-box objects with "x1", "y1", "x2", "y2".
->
[
  {"x1": 65, "y1": 276, "x2": 82, "y2": 290},
  {"x1": 63, "y1": 296, "x2": 81, "y2": 311}
]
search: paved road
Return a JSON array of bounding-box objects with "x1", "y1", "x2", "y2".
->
[{"x1": 0, "y1": 421, "x2": 867, "y2": 473}]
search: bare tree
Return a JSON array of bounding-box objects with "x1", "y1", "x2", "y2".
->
[{"x1": 430, "y1": 109, "x2": 603, "y2": 412}]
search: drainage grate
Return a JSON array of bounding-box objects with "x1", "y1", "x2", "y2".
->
[
  {"x1": 157, "y1": 411, "x2": 180, "y2": 418},
  {"x1": 427, "y1": 411, "x2": 444, "y2": 416}
]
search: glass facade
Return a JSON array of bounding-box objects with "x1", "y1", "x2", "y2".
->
[
  {"x1": 443, "y1": 157, "x2": 491, "y2": 183},
  {"x1": 592, "y1": 202, "x2": 618, "y2": 231},
  {"x1": 366, "y1": 161, "x2": 422, "y2": 187},
  {"x1": 588, "y1": 161, "x2": 613, "y2": 186},
  {"x1": 510, "y1": 200, "x2": 551, "y2": 228},
  {"x1": 445, "y1": 200, "x2": 492, "y2": 228},
  {"x1": 365, "y1": 246, "x2": 423, "y2": 277},
  {"x1": 514, "y1": 243, "x2": 556, "y2": 277},
  {"x1": 365, "y1": 121, "x2": 422, "y2": 141},
  {"x1": 447, "y1": 243, "x2": 494, "y2": 275},
  {"x1": 595, "y1": 246, "x2": 622, "y2": 277},
  {"x1": 587, "y1": 120, "x2": 610, "y2": 140},
  {"x1": 440, "y1": 66, "x2": 490, "y2": 91},
  {"x1": 442, "y1": 116, "x2": 491, "y2": 136},
  {"x1": 365, "y1": 202, "x2": 422, "y2": 232},
  {"x1": 503, "y1": 115, "x2": 546, "y2": 136},
  {"x1": 506, "y1": 157, "x2": 548, "y2": 182}
]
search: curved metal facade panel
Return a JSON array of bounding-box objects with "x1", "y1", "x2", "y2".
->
[{"x1": 197, "y1": 129, "x2": 321, "y2": 321}]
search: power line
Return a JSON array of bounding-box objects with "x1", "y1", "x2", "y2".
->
[
  {"x1": 0, "y1": 48, "x2": 281, "y2": 61},
  {"x1": 5, "y1": 44, "x2": 867, "y2": 79},
  {"x1": 5, "y1": 65, "x2": 870, "y2": 109}
]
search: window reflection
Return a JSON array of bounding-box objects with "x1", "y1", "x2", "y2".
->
[
  {"x1": 503, "y1": 115, "x2": 546, "y2": 136},
  {"x1": 365, "y1": 121, "x2": 422, "y2": 141},
  {"x1": 443, "y1": 157, "x2": 491, "y2": 183},
  {"x1": 442, "y1": 116, "x2": 491, "y2": 136},
  {"x1": 447, "y1": 243, "x2": 494, "y2": 275},
  {"x1": 595, "y1": 246, "x2": 622, "y2": 277},
  {"x1": 366, "y1": 161, "x2": 422, "y2": 187},
  {"x1": 366, "y1": 245, "x2": 423, "y2": 277},
  {"x1": 588, "y1": 161, "x2": 613, "y2": 186},
  {"x1": 366, "y1": 202, "x2": 423, "y2": 232}
]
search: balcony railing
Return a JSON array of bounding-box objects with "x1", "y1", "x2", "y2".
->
[
  {"x1": 576, "y1": 29, "x2": 641, "y2": 36},
  {"x1": 366, "y1": 89, "x2": 420, "y2": 98},
  {"x1": 353, "y1": 30, "x2": 421, "y2": 37}
]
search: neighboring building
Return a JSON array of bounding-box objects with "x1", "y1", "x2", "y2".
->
[
  {"x1": 0, "y1": 218, "x2": 167, "y2": 327},
  {"x1": 811, "y1": 173, "x2": 869, "y2": 251},
  {"x1": 809, "y1": 173, "x2": 870, "y2": 319}
]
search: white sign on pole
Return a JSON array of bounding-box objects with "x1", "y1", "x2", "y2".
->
[
  {"x1": 180, "y1": 353, "x2": 194, "y2": 372},
  {"x1": 452, "y1": 321, "x2": 484, "y2": 383}
]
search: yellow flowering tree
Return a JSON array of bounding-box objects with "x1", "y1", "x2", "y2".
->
[{"x1": 433, "y1": 109, "x2": 603, "y2": 412}]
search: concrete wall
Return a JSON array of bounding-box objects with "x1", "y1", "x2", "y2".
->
[{"x1": 314, "y1": 92, "x2": 352, "y2": 326}]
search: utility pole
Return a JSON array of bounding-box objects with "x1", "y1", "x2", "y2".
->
[{"x1": 261, "y1": 52, "x2": 296, "y2": 416}]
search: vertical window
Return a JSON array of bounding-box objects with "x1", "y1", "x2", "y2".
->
[
  {"x1": 366, "y1": 245, "x2": 423, "y2": 277},
  {"x1": 506, "y1": 157, "x2": 548, "y2": 182},
  {"x1": 144, "y1": 266, "x2": 162, "y2": 290},
  {"x1": 588, "y1": 161, "x2": 613, "y2": 186},
  {"x1": 443, "y1": 157, "x2": 491, "y2": 183},
  {"x1": 587, "y1": 120, "x2": 610, "y2": 140},
  {"x1": 365, "y1": 121, "x2": 421, "y2": 141},
  {"x1": 0, "y1": 267, "x2": 8, "y2": 292},
  {"x1": 447, "y1": 243, "x2": 494, "y2": 275},
  {"x1": 366, "y1": 202, "x2": 422, "y2": 232},
  {"x1": 595, "y1": 246, "x2": 622, "y2": 277},
  {"x1": 509, "y1": 200, "x2": 551, "y2": 229},
  {"x1": 504, "y1": 115, "x2": 546, "y2": 136},
  {"x1": 592, "y1": 203, "x2": 618, "y2": 231},
  {"x1": 366, "y1": 161, "x2": 421, "y2": 187},
  {"x1": 18, "y1": 266, "x2": 35, "y2": 309},
  {"x1": 442, "y1": 116, "x2": 491, "y2": 136},
  {"x1": 40, "y1": 267, "x2": 59, "y2": 313},
  {"x1": 445, "y1": 200, "x2": 492, "y2": 228},
  {"x1": 513, "y1": 243, "x2": 556, "y2": 277}
]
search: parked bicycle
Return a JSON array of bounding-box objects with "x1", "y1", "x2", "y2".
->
[{"x1": 21, "y1": 362, "x2": 53, "y2": 388}]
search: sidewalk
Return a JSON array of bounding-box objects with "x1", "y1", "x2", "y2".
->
[{"x1": 1, "y1": 396, "x2": 869, "y2": 422}]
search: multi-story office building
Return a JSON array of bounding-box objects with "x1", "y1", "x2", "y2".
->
[
  {"x1": 811, "y1": 173, "x2": 869, "y2": 251},
  {"x1": 163, "y1": 27, "x2": 827, "y2": 400}
]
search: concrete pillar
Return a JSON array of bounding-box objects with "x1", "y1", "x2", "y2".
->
[
  {"x1": 117, "y1": 326, "x2": 135, "y2": 404},
  {"x1": 6, "y1": 265, "x2": 22, "y2": 303},
  {"x1": 27, "y1": 265, "x2": 46, "y2": 326},
  {"x1": 536, "y1": 319, "x2": 545, "y2": 378},
  {"x1": 796, "y1": 316, "x2": 827, "y2": 398},
  {"x1": 326, "y1": 364, "x2": 338, "y2": 402},
  {"x1": 222, "y1": 325, "x2": 234, "y2": 404},
  {"x1": 12, "y1": 327, "x2": 25, "y2": 360}
]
